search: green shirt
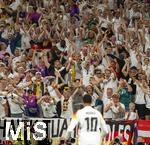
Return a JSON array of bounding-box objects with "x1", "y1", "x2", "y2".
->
[{"x1": 119, "y1": 88, "x2": 131, "y2": 111}]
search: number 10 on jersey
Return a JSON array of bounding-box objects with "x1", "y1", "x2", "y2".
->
[{"x1": 85, "y1": 117, "x2": 98, "y2": 132}]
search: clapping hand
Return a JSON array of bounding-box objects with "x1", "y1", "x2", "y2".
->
[{"x1": 89, "y1": 76, "x2": 98, "y2": 85}]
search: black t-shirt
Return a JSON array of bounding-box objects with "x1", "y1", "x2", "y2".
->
[
  {"x1": 60, "y1": 67, "x2": 68, "y2": 78},
  {"x1": 48, "y1": 66, "x2": 68, "y2": 83},
  {"x1": 107, "y1": 54, "x2": 125, "y2": 79},
  {"x1": 48, "y1": 63, "x2": 55, "y2": 76},
  {"x1": 58, "y1": 67, "x2": 68, "y2": 83}
]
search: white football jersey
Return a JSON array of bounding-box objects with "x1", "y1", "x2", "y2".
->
[{"x1": 66, "y1": 106, "x2": 108, "y2": 145}]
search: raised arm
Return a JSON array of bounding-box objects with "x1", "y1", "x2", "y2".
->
[
  {"x1": 71, "y1": 88, "x2": 79, "y2": 99},
  {"x1": 122, "y1": 59, "x2": 130, "y2": 77},
  {"x1": 66, "y1": 112, "x2": 79, "y2": 140},
  {"x1": 99, "y1": 113, "x2": 109, "y2": 138},
  {"x1": 43, "y1": 50, "x2": 50, "y2": 68}
]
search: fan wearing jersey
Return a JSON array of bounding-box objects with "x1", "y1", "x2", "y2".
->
[{"x1": 66, "y1": 94, "x2": 108, "y2": 145}]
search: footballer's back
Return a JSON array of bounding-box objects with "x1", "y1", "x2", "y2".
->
[
  {"x1": 77, "y1": 106, "x2": 103, "y2": 133},
  {"x1": 66, "y1": 95, "x2": 108, "y2": 145},
  {"x1": 76, "y1": 106, "x2": 107, "y2": 145}
]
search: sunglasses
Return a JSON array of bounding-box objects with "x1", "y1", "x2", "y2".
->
[
  {"x1": 96, "y1": 72, "x2": 101, "y2": 74},
  {"x1": 64, "y1": 87, "x2": 69, "y2": 91},
  {"x1": 24, "y1": 89, "x2": 33, "y2": 94}
]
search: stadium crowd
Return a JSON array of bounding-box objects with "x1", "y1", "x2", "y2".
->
[{"x1": 0, "y1": 0, "x2": 150, "y2": 123}]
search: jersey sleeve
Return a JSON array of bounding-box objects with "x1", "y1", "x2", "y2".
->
[
  {"x1": 67, "y1": 112, "x2": 79, "y2": 132},
  {"x1": 66, "y1": 112, "x2": 79, "y2": 139},
  {"x1": 99, "y1": 112, "x2": 108, "y2": 137}
]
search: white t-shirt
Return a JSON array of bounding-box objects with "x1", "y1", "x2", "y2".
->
[
  {"x1": 96, "y1": 64, "x2": 105, "y2": 73},
  {"x1": 101, "y1": 76, "x2": 118, "y2": 99},
  {"x1": 144, "y1": 31, "x2": 150, "y2": 51},
  {"x1": 21, "y1": 33, "x2": 31, "y2": 50},
  {"x1": 111, "y1": 103, "x2": 125, "y2": 121},
  {"x1": 91, "y1": 92, "x2": 99, "y2": 107},
  {"x1": 79, "y1": 0, "x2": 87, "y2": 11},
  {"x1": 56, "y1": 38, "x2": 71, "y2": 52},
  {"x1": 82, "y1": 65, "x2": 94, "y2": 87},
  {"x1": 108, "y1": 0, "x2": 115, "y2": 10},
  {"x1": 12, "y1": 56, "x2": 21, "y2": 71},
  {"x1": 41, "y1": 101, "x2": 56, "y2": 118},
  {"x1": 145, "y1": 94, "x2": 150, "y2": 109},
  {"x1": 43, "y1": 0, "x2": 49, "y2": 8},
  {"x1": 125, "y1": 112, "x2": 137, "y2": 120},
  {"x1": 103, "y1": 98, "x2": 113, "y2": 119},
  {"x1": 66, "y1": 106, "x2": 108, "y2": 145},
  {"x1": 130, "y1": 50, "x2": 138, "y2": 67},
  {"x1": 0, "y1": 94, "x2": 6, "y2": 118},
  {"x1": 17, "y1": 79, "x2": 31, "y2": 89},
  {"x1": 113, "y1": 17, "x2": 121, "y2": 32},
  {"x1": 9, "y1": 0, "x2": 21, "y2": 10},
  {"x1": 47, "y1": 86, "x2": 60, "y2": 102},
  {"x1": 128, "y1": 8, "x2": 134, "y2": 19},
  {"x1": 135, "y1": 84, "x2": 146, "y2": 105},
  {"x1": 7, "y1": 93, "x2": 23, "y2": 114},
  {"x1": 8, "y1": 72, "x2": 19, "y2": 79}
]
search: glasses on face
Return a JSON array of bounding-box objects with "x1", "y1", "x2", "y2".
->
[
  {"x1": 24, "y1": 88, "x2": 33, "y2": 93},
  {"x1": 96, "y1": 71, "x2": 101, "y2": 74},
  {"x1": 64, "y1": 87, "x2": 69, "y2": 91},
  {"x1": 105, "y1": 72, "x2": 111, "y2": 75}
]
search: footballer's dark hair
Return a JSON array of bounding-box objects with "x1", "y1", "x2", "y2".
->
[{"x1": 83, "y1": 94, "x2": 92, "y2": 104}]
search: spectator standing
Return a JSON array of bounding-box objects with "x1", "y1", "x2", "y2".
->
[
  {"x1": 105, "y1": 93, "x2": 125, "y2": 121},
  {"x1": 118, "y1": 79, "x2": 132, "y2": 111}
]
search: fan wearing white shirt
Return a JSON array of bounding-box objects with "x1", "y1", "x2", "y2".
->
[
  {"x1": 85, "y1": 84, "x2": 99, "y2": 107},
  {"x1": 101, "y1": 68, "x2": 118, "y2": 99},
  {"x1": 0, "y1": 81, "x2": 9, "y2": 118},
  {"x1": 135, "y1": 78, "x2": 147, "y2": 119},
  {"x1": 54, "y1": 85, "x2": 79, "y2": 119},
  {"x1": 47, "y1": 77, "x2": 61, "y2": 103},
  {"x1": 56, "y1": 38, "x2": 71, "y2": 53},
  {"x1": 38, "y1": 92, "x2": 57, "y2": 118},
  {"x1": 129, "y1": 43, "x2": 139, "y2": 67},
  {"x1": 47, "y1": 77, "x2": 61, "y2": 117},
  {"x1": 17, "y1": 70, "x2": 32, "y2": 89},
  {"x1": 0, "y1": 94, "x2": 8, "y2": 118},
  {"x1": 11, "y1": 48, "x2": 22, "y2": 72},
  {"x1": 9, "y1": 0, "x2": 21, "y2": 10},
  {"x1": 5, "y1": 84, "x2": 23, "y2": 117},
  {"x1": 65, "y1": 94, "x2": 108, "y2": 145},
  {"x1": 81, "y1": 61, "x2": 94, "y2": 86},
  {"x1": 103, "y1": 88, "x2": 113, "y2": 121},
  {"x1": 125, "y1": 103, "x2": 138, "y2": 120},
  {"x1": 145, "y1": 93, "x2": 150, "y2": 120},
  {"x1": 105, "y1": 93, "x2": 125, "y2": 121}
]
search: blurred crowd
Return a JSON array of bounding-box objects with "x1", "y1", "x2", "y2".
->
[{"x1": 0, "y1": 0, "x2": 150, "y2": 121}]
